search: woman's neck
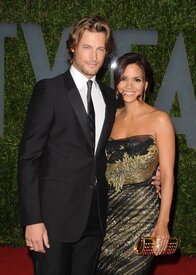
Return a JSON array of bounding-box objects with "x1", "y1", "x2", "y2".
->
[{"x1": 122, "y1": 100, "x2": 145, "y2": 118}]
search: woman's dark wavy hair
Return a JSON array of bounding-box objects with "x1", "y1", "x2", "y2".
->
[
  {"x1": 66, "y1": 16, "x2": 113, "y2": 64},
  {"x1": 114, "y1": 52, "x2": 154, "y2": 106}
]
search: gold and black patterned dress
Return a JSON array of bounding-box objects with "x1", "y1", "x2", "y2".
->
[{"x1": 97, "y1": 135, "x2": 160, "y2": 275}]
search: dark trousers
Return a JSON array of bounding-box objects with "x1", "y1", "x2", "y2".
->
[{"x1": 32, "y1": 189, "x2": 103, "y2": 275}]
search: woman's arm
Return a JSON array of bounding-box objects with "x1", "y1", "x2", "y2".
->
[{"x1": 151, "y1": 111, "x2": 175, "y2": 254}]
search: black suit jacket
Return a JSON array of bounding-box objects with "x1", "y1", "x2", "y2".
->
[{"x1": 18, "y1": 70, "x2": 116, "y2": 242}]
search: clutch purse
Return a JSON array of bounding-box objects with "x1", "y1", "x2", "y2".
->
[{"x1": 134, "y1": 237, "x2": 178, "y2": 255}]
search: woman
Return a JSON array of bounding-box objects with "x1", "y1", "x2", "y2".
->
[{"x1": 98, "y1": 52, "x2": 175, "y2": 274}]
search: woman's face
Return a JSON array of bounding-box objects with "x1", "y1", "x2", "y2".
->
[{"x1": 117, "y1": 63, "x2": 148, "y2": 103}]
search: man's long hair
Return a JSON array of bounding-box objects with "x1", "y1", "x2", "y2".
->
[{"x1": 66, "y1": 16, "x2": 113, "y2": 64}]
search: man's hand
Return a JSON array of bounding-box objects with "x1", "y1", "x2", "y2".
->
[
  {"x1": 151, "y1": 166, "x2": 161, "y2": 198},
  {"x1": 25, "y1": 223, "x2": 50, "y2": 253}
]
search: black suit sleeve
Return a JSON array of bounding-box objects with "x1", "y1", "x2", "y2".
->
[{"x1": 18, "y1": 79, "x2": 54, "y2": 226}]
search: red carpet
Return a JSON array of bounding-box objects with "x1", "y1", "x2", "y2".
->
[{"x1": 0, "y1": 247, "x2": 195, "y2": 275}]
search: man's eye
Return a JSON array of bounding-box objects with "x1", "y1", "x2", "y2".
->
[{"x1": 98, "y1": 48, "x2": 106, "y2": 52}]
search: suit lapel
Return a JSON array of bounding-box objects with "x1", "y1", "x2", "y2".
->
[
  {"x1": 63, "y1": 71, "x2": 93, "y2": 150},
  {"x1": 63, "y1": 71, "x2": 116, "y2": 155}
]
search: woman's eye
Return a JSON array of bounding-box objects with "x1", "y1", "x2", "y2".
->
[{"x1": 121, "y1": 76, "x2": 126, "y2": 81}]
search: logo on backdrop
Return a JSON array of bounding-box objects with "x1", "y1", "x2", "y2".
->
[{"x1": 0, "y1": 24, "x2": 195, "y2": 149}]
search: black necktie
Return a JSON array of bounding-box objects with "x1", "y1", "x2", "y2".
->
[{"x1": 87, "y1": 80, "x2": 95, "y2": 152}]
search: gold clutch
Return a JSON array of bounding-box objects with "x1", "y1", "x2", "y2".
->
[{"x1": 134, "y1": 237, "x2": 178, "y2": 255}]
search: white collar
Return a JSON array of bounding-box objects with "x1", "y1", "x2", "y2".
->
[{"x1": 70, "y1": 65, "x2": 96, "y2": 90}]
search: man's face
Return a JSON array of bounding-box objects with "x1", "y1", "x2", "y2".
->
[{"x1": 72, "y1": 30, "x2": 107, "y2": 79}]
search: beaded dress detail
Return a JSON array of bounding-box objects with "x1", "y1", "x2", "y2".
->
[{"x1": 98, "y1": 135, "x2": 160, "y2": 275}]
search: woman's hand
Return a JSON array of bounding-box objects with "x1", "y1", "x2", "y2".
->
[
  {"x1": 151, "y1": 166, "x2": 161, "y2": 198},
  {"x1": 151, "y1": 222, "x2": 170, "y2": 255}
]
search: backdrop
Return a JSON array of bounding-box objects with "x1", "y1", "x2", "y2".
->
[{"x1": 0, "y1": 0, "x2": 195, "y2": 256}]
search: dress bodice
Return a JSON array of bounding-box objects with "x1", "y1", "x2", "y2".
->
[{"x1": 106, "y1": 135, "x2": 159, "y2": 192}]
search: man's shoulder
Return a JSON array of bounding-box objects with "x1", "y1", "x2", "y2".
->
[
  {"x1": 34, "y1": 71, "x2": 72, "y2": 92},
  {"x1": 36, "y1": 71, "x2": 68, "y2": 85},
  {"x1": 32, "y1": 72, "x2": 71, "y2": 98}
]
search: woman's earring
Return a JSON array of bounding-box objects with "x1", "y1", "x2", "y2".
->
[
  {"x1": 116, "y1": 90, "x2": 121, "y2": 100},
  {"x1": 142, "y1": 91, "x2": 146, "y2": 101}
]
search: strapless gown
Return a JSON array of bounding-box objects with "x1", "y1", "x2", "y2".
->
[{"x1": 97, "y1": 135, "x2": 160, "y2": 275}]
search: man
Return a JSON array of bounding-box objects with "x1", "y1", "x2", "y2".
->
[
  {"x1": 19, "y1": 16, "x2": 160, "y2": 275},
  {"x1": 19, "y1": 16, "x2": 116, "y2": 275}
]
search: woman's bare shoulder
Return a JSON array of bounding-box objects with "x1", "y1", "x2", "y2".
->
[
  {"x1": 151, "y1": 109, "x2": 171, "y2": 122},
  {"x1": 149, "y1": 109, "x2": 174, "y2": 136}
]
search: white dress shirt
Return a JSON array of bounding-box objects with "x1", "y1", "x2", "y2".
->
[{"x1": 70, "y1": 65, "x2": 106, "y2": 153}]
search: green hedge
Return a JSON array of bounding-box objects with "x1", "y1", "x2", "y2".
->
[{"x1": 0, "y1": 0, "x2": 195, "y2": 256}]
